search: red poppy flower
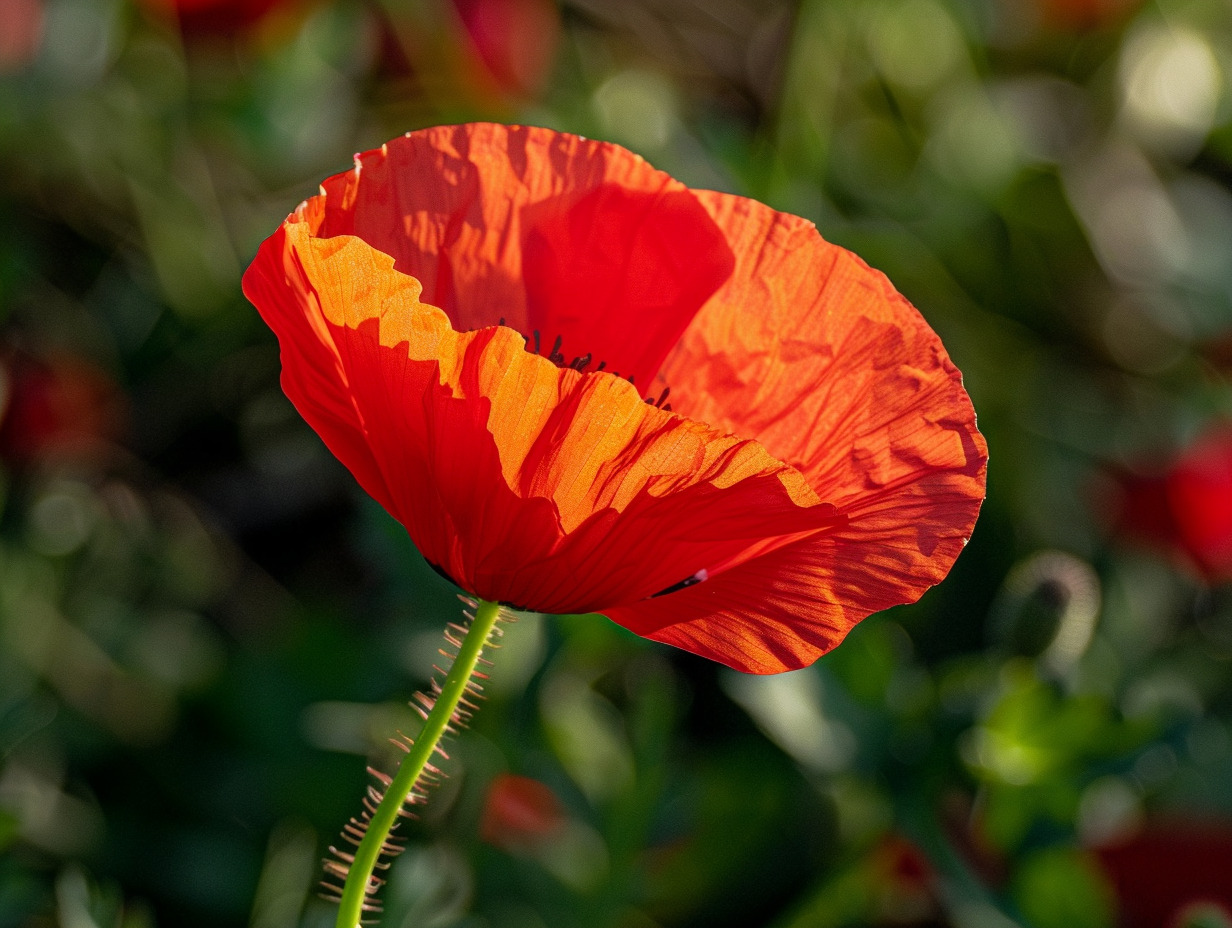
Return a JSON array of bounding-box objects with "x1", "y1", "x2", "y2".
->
[
  {"x1": 1094, "y1": 822, "x2": 1232, "y2": 928},
  {"x1": 375, "y1": 0, "x2": 558, "y2": 109},
  {"x1": 138, "y1": 0, "x2": 298, "y2": 36},
  {"x1": 0, "y1": 0, "x2": 43, "y2": 72},
  {"x1": 0, "y1": 350, "x2": 124, "y2": 464},
  {"x1": 1117, "y1": 427, "x2": 1232, "y2": 580},
  {"x1": 242, "y1": 123, "x2": 986, "y2": 674},
  {"x1": 480, "y1": 773, "x2": 566, "y2": 849},
  {"x1": 452, "y1": 0, "x2": 559, "y2": 100},
  {"x1": 1036, "y1": 0, "x2": 1143, "y2": 29}
]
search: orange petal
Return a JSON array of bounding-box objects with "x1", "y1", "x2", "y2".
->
[
  {"x1": 299, "y1": 123, "x2": 734, "y2": 389},
  {"x1": 606, "y1": 454, "x2": 983, "y2": 673},
  {"x1": 241, "y1": 222, "x2": 400, "y2": 519},
  {"x1": 614, "y1": 191, "x2": 988, "y2": 673},
  {"x1": 243, "y1": 223, "x2": 838, "y2": 615}
]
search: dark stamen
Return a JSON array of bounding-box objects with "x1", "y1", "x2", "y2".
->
[
  {"x1": 509, "y1": 328, "x2": 673, "y2": 409},
  {"x1": 644, "y1": 387, "x2": 670, "y2": 409}
]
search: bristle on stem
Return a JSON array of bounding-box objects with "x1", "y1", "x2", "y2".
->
[{"x1": 327, "y1": 599, "x2": 507, "y2": 928}]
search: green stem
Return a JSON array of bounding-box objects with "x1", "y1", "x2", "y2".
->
[{"x1": 335, "y1": 599, "x2": 502, "y2": 928}]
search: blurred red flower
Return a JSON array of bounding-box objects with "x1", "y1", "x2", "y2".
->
[
  {"x1": 0, "y1": 0, "x2": 43, "y2": 72},
  {"x1": 480, "y1": 773, "x2": 565, "y2": 849},
  {"x1": 452, "y1": 0, "x2": 559, "y2": 100},
  {"x1": 1095, "y1": 823, "x2": 1232, "y2": 928},
  {"x1": 1118, "y1": 428, "x2": 1232, "y2": 580},
  {"x1": 243, "y1": 123, "x2": 986, "y2": 673},
  {"x1": 0, "y1": 351, "x2": 124, "y2": 464},
  {"x1": 870, "y1": 834, "x2": 938, "y2": 922},
  {"x1": 138, "y1": 0, "x2": 299, "y2": 36},
  {"x1": 1037, "y1": 0, "x2": 1143, "y2": 30},
  {"x1": 375, "y1": 0, "x2": 559, "y2": 107}
]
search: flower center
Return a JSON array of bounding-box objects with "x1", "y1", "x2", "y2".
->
[{"x1": 500, "y1": 321, "x2": 673, "y2": 410}]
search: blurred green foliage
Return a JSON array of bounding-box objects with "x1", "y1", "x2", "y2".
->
[{"x1": 4, "y1": 0, "x2": 1232, "y2": 926}]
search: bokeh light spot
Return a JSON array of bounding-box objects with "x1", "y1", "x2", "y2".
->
[
  {"x1": 593, "y1": 69, "x2": 676, "y2": 152},
  {"x1": 1120, "y1": 24, "x2": 1221, "y2": 157},
  {"x1": 866, "y1": 0, "x2": 965, "y2": 93}
]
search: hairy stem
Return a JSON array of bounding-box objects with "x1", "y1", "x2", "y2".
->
[{"x1": 335, "y1": 598, "x2": 502, "y2": 928}]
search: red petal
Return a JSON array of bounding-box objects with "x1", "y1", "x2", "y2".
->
[
  {"x1": 613, "y1": 192, "x2": 987, "y2": 673},
  {"x1": 243, "y1": 224, "x2": 836, "y2": 615},
  {"x1": 242, "y1": 224, "x2": 400, "y2": 518},
  {"x1": 606, "y1": 456, "x2": 983, "y2": 673},
  {"x1": 299, "y1": 123, "x2": 734, "y2": 389}
]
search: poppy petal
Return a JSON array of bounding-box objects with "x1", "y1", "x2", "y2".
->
[
  {"x1": 618, "y1": 191, "x2": 987, "y2": 673},
  {"x1": 241, "y1": 223, "x2": 400, "y2": 518},
  {"x1": 664, "y1": 190, "x2": 985, "y2": 505},
  {"x1": 605, "y1": 456, "x2": 983, "y2": 673},
  {"x1": 243, "y1": 223, "x2": 842, "y2": 616},
  {"x1": 300, "y1": 123, "x2": 735, "y2": 390}
]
